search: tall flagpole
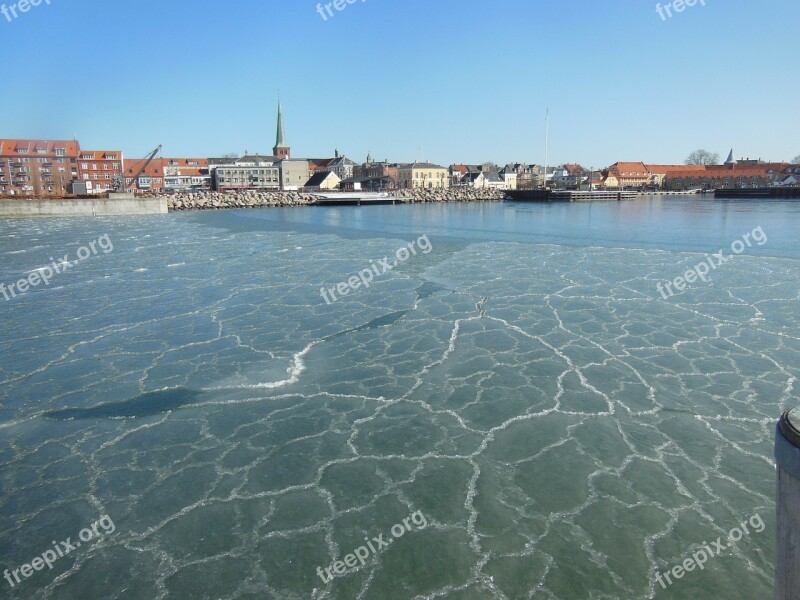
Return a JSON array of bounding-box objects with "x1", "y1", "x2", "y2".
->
[{"x1": 544, "y1": 109, "x2": 549, "y2": 190}]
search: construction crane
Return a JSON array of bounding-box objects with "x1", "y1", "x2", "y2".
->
[{"x1": 113, "y1": 144, "x2": 162, "y2": 192}]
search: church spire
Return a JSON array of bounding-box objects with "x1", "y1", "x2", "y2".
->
[
  {"x1": 273, "y1": 101, "x2": 290, "y2": 159},
  {"x1": 725, "y1": 148, "x2": 736, "y2": 165}
]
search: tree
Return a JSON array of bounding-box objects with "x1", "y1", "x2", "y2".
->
[
  {"x1": 792, "y1": 155, "x2": 800, "y2": 164},
  {"x1": 685, "y1": 150, "x2": 720, "y2": 165}
]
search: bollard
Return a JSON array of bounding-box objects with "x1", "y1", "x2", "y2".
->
[{"x1": 775, "y1": 408, "x2": 800, "y2": 600}]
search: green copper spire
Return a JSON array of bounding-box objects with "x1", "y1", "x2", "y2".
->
[{"x1": 275, "y1": 101, "x2": 287, "y2": 148}]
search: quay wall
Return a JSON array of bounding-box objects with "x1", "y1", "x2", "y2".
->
[{"x1": 0, "y1": 197, "x2": 168, "y2": 217}]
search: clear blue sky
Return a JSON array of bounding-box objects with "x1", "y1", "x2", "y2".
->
[{"x1": 2, "y1": 0, "x2": 798, "y2": 167}]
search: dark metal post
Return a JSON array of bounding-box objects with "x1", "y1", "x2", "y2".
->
[{"x1": 775, "y1": 408, "x2": 800, "y2": 599}]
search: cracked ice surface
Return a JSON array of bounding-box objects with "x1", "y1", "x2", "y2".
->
[{"x1": 0, "y1": 205, "x2": 797, "y2": 599}]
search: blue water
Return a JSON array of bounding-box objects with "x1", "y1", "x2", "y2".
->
[{"x1": 1, "y1": 197, "x2": 798, "y2": 599}]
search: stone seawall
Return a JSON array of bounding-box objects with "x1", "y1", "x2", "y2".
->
[
  {"x1": 150, "y1": 188, "x2": 505, "y2": 211},
  {"x1": 0, "y1": 197, "x2": 168, "y2": 217}
]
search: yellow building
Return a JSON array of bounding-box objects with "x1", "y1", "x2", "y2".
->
[
  {"x1": 601, "y1": 162, "x2": 656, "y2": 189},
  {"x1": 398, "y1": 162, "x2": 450, "y2": 189}
]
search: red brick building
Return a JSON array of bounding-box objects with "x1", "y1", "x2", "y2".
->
[
  {"x1": 0, "y1": 139, "x2": 81, "y2": 196},
  {"x1": 78, "y1": 150, "x2": 124, "y2": 194}
]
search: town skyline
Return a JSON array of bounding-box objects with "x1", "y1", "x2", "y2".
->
[{"x1": 2, "y1": 0, "x2": 798, "y2": 167}]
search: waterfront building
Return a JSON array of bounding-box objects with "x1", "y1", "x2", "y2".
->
[
  {"x1": 0, "y1": 138, "x2": 81, "y2": 196},
  {"x1": 354, "y1": 155, "x2": 399, "y2": 189},
  {"x1": 279, "y1": 159, "x2": 311, "y2": 190},
  {"x1": 212, "y1": 155, "x2": 280, "y2": 191},
  {"x1": 463, "y1": 171, "x2": 486, "y2": 188},
  {"x1": 645, "y1": 164, "x2": 705, "y2": 188},
  {"x1": 449, "y1": 164, "x2": 470, "y2": 186},
  {"x1": 499, "y1": 165, "x2": 518, "y2": 190},
  {"x1": 319, "y1": 151, "x2": 357, "y2": 181},
  {"x1": 660, "y1": 164, "x2": 785, "y2": 190},
  {"x1": 77, "y1": 150, "x2": 125, "y2": 194},
  {"x1": 552, "y1": 163, "x2": 587, "y2": 188},
  {"x1": 509, "y1": 163, "x2": 543, "y2": 189},
  {"x1": 162, "y1": 158, "x2": 210, "y2": 191},
  {"x1": 124, "y1": 157, "x2": 166, "y2": 191},
  {"x1": 304, "y1": 171, "x2": 340, "y2": 191},
  {"x1": 398, "y1": 162, "x2": 449, "y2": 190},
  {"x1": 601, "y1": 162, "x2": 658, "y2": 189},
  {"x1": 483, "y1": 170, "x2": 505, "y2": 189},
  {"x1": 307, "y1": 151, "x2": 356, "y2": 181},
  {"x1": 650, "y1": 158, "x2": 792, "y2": 190}
]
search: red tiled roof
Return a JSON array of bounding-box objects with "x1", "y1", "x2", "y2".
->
[
  {"x1": 79, "y1": 150, "x2": 122, "y2": 160},
  {"x1": 646, "y1": 164, "x2": 706, "y2": 174},
  {"x1": 124, "y1": 157, "x2": 165, "y2": 176},
  {"x1": 0, "y1": 139, "x2": 80, "y2": 156},
  {"x1": 608, "y1": 162, "x2": 649, "y2": 174}
]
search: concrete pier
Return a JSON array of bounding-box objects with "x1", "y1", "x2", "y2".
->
[
  {"x1": 775, "y1": 408, "x2": 800, "y2": 599},
  {"x1": 0, "y1": 196, "x2": 167, "y2": 217}
]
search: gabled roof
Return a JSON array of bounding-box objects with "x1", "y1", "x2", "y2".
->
[
  {"x1": 607, "y1": 162, "x2": 650, "y2": 175},
  {"x1": 328, "y1": 155, "x2": 357, "y2": 167},
  {"x1": 305, "y1": 171, "x2": 338, "y2": 186}
]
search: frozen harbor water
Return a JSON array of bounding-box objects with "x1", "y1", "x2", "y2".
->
[{"x1": 1, "y1": 197, "x2": 798, "y2": 599}]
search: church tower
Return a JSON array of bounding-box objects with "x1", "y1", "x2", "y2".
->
[{"x1": 273, "y1": 101, "x2": 290, "y2": 159}]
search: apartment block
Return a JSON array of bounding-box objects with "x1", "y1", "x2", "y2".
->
[
  {"x1": 78, "y1": 150, "x2": 124, "y2": 194},
  {"x1": 0, "y1": 139, "x2": 81, "y2": 196}
]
